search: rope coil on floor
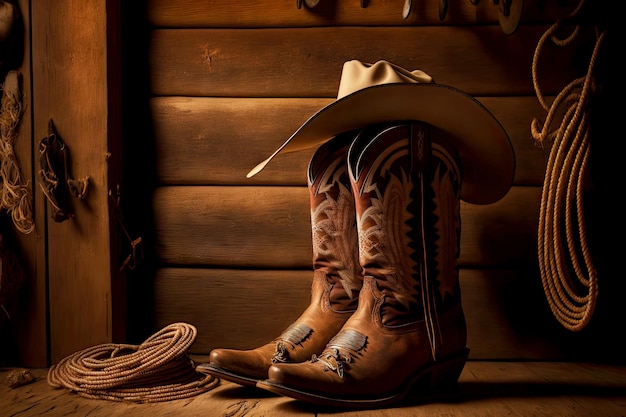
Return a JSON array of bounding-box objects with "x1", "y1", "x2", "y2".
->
[
  {"x1": 47, "y1": 323, "x2": 219, "y2": 402},
  {"x1": 531, "y1": 0, "x2": 606, "y2": 331}
]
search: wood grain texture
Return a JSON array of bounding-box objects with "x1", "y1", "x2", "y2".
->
[
  {"x1": 4, "y1": 362, "x2": 624, "y2": 416},
  {"x1": 152, "y1": 186, "x2": 541, "y2": 268},
  {"x1": 148, "y1": 26, "x2": 589, "y2": 97},
  {"x1": 153, "y1": 268, "x2": 313, "y2": 353},
  {"x1": 30, "y1": 0, "x2": 121, "y2": 364},
  {"x1": 152, "y1": 186, "x2": 312, "y2": 268},
  {"x1": 149, "y1": 96, "x2": 550, "y2": 186}
]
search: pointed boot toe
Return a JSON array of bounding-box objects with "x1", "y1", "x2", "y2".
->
[
  {"x1": 197, "y1": 344, "x2": 275, "y2": 387},
  {"x1": 257, "y1": 282, "x2": 469, "y2": 409},
  {"x1": 258, "y1": 361, "x2": 342, "y2": 404}
]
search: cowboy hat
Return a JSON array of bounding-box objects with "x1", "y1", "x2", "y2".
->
[{"x1": 247, "y1": 60, "x2": 515, "y2": 205}]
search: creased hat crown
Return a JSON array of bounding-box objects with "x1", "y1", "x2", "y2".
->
[{"x1": 337, "y1": 60, "x2": 433, "y2": 99}]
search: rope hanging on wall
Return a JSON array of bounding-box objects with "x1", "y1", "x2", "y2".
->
[
  {"x1": 48, "y1": 322, "x2": 219, "y2": 402},
  {"x1": 0, "y1": 71, "x2": 34, "y2": 234},
  {"x1": 530, "y1": 0, "x2": 607, "y2": 331}
]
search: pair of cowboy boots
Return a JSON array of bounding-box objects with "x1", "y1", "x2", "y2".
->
[{"x1": 198, "y1": 120, "x2": 468, "y2": 408}]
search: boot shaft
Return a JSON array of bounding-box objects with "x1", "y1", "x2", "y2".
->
[
  {"x1": 347, "y1": 122, "x2": 463, "y2": 326},
  {"x1": 307, "y1": 132, "x2": 363, "y2": 311},
  {"x1": 269, "y1": 133, "x2": 364, "y2": 363}
]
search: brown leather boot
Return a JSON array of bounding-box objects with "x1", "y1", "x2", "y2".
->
[
  {"x1": 196, "y1": 132, "x2": 363, "y2": 387},
  {"x1": 256, "y1": 122, "x2": 469, "y2": 407}
]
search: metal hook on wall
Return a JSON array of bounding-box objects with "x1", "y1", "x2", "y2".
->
[
  {"x1": 293, "y1": 0, "x2": 520, "y2": 33},
  {"x1": 403, "y1": 0, "x2": 452, "y2": 21},
  {"x1": 498, "y1": 0, "x2": 523, "y2": 35},
  {"x1": 296, "y1": 0, "x2": 368, "y2": 10},
  {"x1": 470, "y1": 0, "x2": 523, "y2": 35},
  {"x1": 38, "y1": 119, "x2": 90, "y2": 222},
  {"x1": 296, "y1": 0, "x2": 320, "y2": 9},
  {"x1": 439, "y1": 0, "x2": 449, "y2": 20},
  {"x1": 402, "y1": 0, "x2": 411, "y2": 18}
]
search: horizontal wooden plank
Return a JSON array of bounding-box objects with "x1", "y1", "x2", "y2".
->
[
  {"x1": 149, "y1": 26, "x2": 589, "y2": 97},
  {"x1": 146, "y1": 0, "x2": 578, "y2": 28},
  {"x1": 153, "y1": 186, "x2": 313, "y2": 268},
  {"x1": 152, "y1": 267, "x2": 617, "y2": 361},
  {"x1": 150, "y1": 96, "x2": 551, "y2": 186},
  {"x1": 153, "y1": 268, "x2": 312, "y2": 354},
  {"x1": 150, "y1": 97, "x2": 327, "y2": 186},
  {"x1": 460, "y1": 185, "x2": 542, "y2": 268},
  {"x1": 152, "y1": 185, "x2": 542, "y2": 268}
]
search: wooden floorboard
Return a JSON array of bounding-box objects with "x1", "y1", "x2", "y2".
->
[{"x1": 2, "y1": 361, "x2": 625, "y2": 417}]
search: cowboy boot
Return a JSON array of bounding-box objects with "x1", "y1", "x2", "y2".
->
[
  {"x1": 196, "y1": 132, "x2": 363, "y2": 387},
  {"x1": 256, "y1": 121, "x2": 469, "y2": 408}
]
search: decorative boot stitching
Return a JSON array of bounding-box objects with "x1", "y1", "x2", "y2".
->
[
  {"x1": 309, "y1": 137, "x2": 362, "y2": 302},
  {"x1": 272, "y1": 323, "x2": 313, "y2": 363},
  {"x1": 311, "y1": 167, "x2": 361, "y2": 300},
  {"x1": 353, "y1": 123, "x2": 443, "y2": 361}
]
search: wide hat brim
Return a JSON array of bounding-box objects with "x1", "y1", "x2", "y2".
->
[{"x1": 248, "y1": 82, "x2": 515, "y2": 205}]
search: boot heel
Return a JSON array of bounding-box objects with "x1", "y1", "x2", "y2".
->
[{"x1": 430, "y1": 348, "x2": 470, "y2": 389}]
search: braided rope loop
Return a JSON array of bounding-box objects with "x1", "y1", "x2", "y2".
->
[
  {"x1": 531, "y1": 0, "x2": 606, "y2": 331},
  {"x1": 47, "y1": 323, "x2": 219, "y2": 402},
  {"x1": 0, "y1": 71, "x2": 35, "y2": 234}
]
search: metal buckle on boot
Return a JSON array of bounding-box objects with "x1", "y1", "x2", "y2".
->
[
  {"x1": 311, "y1": 329, "x2": 367, "y2": 378},
  {"x1": 312, "y1": 347, "x2": 351, "y2": 378}
]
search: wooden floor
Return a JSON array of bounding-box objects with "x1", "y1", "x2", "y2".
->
[{"x1": 2, "y1": 361, "x2": 626, "y2": 417}]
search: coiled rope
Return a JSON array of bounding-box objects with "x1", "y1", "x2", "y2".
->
[
  {"x1": 0, "y1": 71, "x2": 34, "y2": 234},
  {"x1": 48, "y1": 322, "x2": 219, "y2": 402},
  {"x1": 530, "y1": 0, "x2": 607, "y2": 331}
]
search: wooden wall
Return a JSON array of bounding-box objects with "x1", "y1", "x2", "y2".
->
[
  {"x1": 3, "y1": 0, "x2": 125, "y2": 367},
  {"x1": 122, "y1": 0, "x2": 622, "y2": 362}
]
